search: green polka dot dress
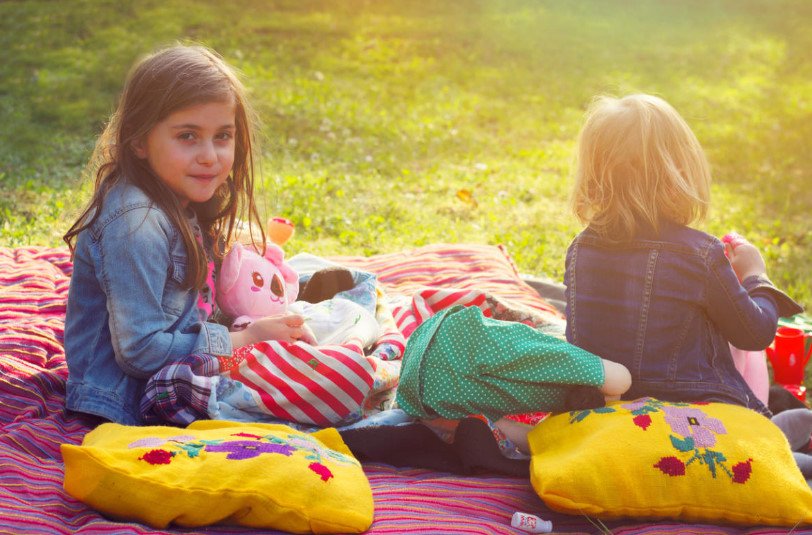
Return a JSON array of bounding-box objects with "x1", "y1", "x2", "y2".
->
[{"x1": 396, "y1": 305, "x2": 605, "y2": 420}]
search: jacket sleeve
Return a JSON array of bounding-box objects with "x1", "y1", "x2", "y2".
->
[
  {"x1": 97, "y1": 206, "x2": 232, "y2": 379},
  {"x1": 704, "y1": 240, "x2": 803, "y2": 351}
]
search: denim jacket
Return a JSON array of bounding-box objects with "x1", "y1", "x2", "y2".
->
[
  {"x1": 564, "y1": 221, "x2": 802, "y2": 416},
  {"x1": 64, "y1": 180, "x2": 232, "y2": 424}
]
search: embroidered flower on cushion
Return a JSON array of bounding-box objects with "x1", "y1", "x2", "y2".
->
[
  {"x1": 731, "y1": 458, "x2": 753, "y2": 483},
  {"x1": 653, "y1": 456, "x2": 685, "y2": 476},
  {"x1": 568, "y1": 397, "x2": 690, "y2": 425},
  {"x1": 632, "y1": 413, "x2": 653, "y2": 430},
  {"x1": 622, "y1": 398, "x2": 692, "y2": 431},
  {"x1": 263, "y1": 434, "x2": 342, "y2": 482},
  {"x1": 204, "y1": 440, "x2": 296, "y2": 460},
  {"x1": 130, "y1": 432, "x2": 345, "y2": 483},
  {"x1": 621, "y1": 399, "x2": 646, "y2": 411},
  {"x1": 233, "y1": 432, "x2": 263, "y2": 440},
  {"x1": 128, "y1": 436, "x2": 196, "y2": 449},
  {"x1": 562, "y1": 398, "x2": 754, "y2": 484},
  {"x1": 140, "y1": 449, "x2": 175, "y2": 465},
  {"x1": 281, "y1": 434, "x2": 360, "y2": 467},
  {"x1": 130, "y1": 436, "x2": 214, "y2": 460},
  {"x1": 652, "y1": 403, "x2": 753, "y2": 484},
  {"x1": 663, "y1": 405, "x2": 726, "y2": 448},
  {"x1": 568, "y1": 406, "x2": 616, "y2": 423},
  {"x1": 621, "y1": 399, "x2": 657, "y2": 429},
  {"x1": 622, "y1": 397, "x2": 670, "y2": 413},
  {"x1": 308, "y1": 462, "x2": 334, "y2": 481}
]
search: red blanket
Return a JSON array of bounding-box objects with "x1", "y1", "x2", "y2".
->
[{"x1": 1, "y1": 244, "x2": 806, "y2": 534}]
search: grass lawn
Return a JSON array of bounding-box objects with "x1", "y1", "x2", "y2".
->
[{"x1": 1, "y1": 0, "x2": 810, "y2": 314}]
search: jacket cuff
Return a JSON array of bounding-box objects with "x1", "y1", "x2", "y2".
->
[
  {"x1": 200, "y1": 321, "x2": 233, "y2": 356},
  {"x1": 742, "y1": 274, "x2": 804, "y2": 318}
]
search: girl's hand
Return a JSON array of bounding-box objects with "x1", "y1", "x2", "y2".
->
[
  {"x1": 253, "y1": 313, "x2": 316, "y2": 344},
  {"x1": 232, "y1": 314, "x2": 317, "y2": 348},
  {"x1": 723, "y1": 233, "x2": 767, "y2": 282}
]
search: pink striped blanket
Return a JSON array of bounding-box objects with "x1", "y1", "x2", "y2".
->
[{"x1": 1, "y1": 244, "x2": 807, "y2": 535}]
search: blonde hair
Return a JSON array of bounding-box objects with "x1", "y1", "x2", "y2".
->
[
  {"x1": 571, "y1": 94, "x2": 711, "y2": 241},
  {"x1": 64, "y1": 44, "x2": 265, "y2": 289}
]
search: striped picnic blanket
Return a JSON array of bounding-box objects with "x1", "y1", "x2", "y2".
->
[{"x1": 1, "y1": 244, "x2": 808, "y2": 535}]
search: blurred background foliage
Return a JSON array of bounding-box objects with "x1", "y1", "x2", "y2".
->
[{"x1": 0, "y1": 0, "x2": 810, "y2": 308}]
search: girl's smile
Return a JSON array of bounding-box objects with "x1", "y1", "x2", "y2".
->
[{"x1": 134, "y1": 99, "x2": 237, "y2": 207}]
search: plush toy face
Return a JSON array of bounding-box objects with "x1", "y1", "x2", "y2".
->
[{"x1": 216, "y1": 243, "x2": 299, "y2": 327}]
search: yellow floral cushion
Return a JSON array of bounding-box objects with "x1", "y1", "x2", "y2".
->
[
  {"x1": 528, "y1": 398, "x2": 812, "y2": 527},
  {"x1": 61, "y1": 420, "x2": 373, "y2": 533}
]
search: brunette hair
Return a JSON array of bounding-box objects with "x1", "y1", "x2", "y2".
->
[
  {"x1": 64, "y1": 44, "x2": 264, "y2": 289},
  {"x1": 571, "y1": 93, "x2": 711, "y2": 241}
]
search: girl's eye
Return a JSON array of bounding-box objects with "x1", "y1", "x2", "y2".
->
[
  {"x1": 178, "y1": 132, "x2": 196, "y2": 141},
  {"x1": 216, "y1": 131, "x2": 234, "y2": 141},
  {"x1": 270, "y1": 274, "x2": 284, "y2": 297},
  {"x1": 252, "y1": 272, "x2": 264, "y2": 288}
]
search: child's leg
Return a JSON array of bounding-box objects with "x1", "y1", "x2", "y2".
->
[
  {"x1": 495, "y1": 359, "x2": 631, "y2": 455},
  {"x1": 494, "y1": 417, "x2": 533, "y2": 454}
]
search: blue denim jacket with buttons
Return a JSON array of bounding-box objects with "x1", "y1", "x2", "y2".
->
[
  {"x1": 564, "y1": 221, "x2": 803, "y2": 416},
  {"x1": 64, "y1": 180, "x2": 232, "y2": 424}
]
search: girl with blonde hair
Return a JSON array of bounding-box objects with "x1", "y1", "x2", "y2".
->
[{"x1": 565, "y1": 93, "x2": 801, "y2": 415}]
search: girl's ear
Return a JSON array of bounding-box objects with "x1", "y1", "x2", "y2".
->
[{"x1": 132, "y1": 138, "x2": 148, "y2": 159}]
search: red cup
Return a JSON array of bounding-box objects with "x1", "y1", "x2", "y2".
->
[{"x1": 766, "y1": 327, "x2": 812, "y2": 385}]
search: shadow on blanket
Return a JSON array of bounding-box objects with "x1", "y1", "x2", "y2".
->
[{"x1": 341, "y1": 417, "x2": 528, "y2": 476}]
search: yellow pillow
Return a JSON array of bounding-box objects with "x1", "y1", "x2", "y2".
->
[
  {"x1": 61, "y1": 420, "x2": 373, "y2": 533},
  {"x1": 528, "y1": 398, "x2": 812, "y2": 527}
]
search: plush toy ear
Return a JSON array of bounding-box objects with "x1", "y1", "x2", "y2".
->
[
  {"x1": 262, "y1": 244, "x2": 296, "y2": 283},
  {"x1": 218, "y1": 243, "x2": 245, "y2": 295},
  {"x1": 262, "y1": 243, "x2": 285, "y2": 266},
  {"x1": 263, "y1": 243, "x2": 299, "y2": 303}
]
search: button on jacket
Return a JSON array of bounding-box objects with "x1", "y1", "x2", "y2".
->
[
  {"x1": 564, "y1": 221, "x2": 802, "y2": 416},
  {"x1": 65, "y1": 180, "x2": 231, "y2": 424}
]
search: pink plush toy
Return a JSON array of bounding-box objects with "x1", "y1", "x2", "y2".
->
[{"x1": 216, "y1": 242, "x2": 299, "y2": 331}]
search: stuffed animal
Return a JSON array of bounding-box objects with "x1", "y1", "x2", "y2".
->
[{"x1": 216, "y1": 242, "x2": 299, "y2": 331}]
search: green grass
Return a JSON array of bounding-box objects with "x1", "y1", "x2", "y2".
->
[{"x1": 1, "y1": 0, "x2": 810, "y2": 312}]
